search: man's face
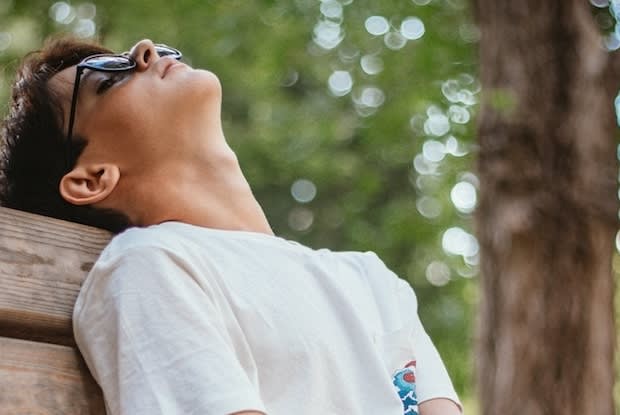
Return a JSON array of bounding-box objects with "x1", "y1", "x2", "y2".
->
[{"x1": 49, "y1": 39, "x2": 223, "y2": 175}]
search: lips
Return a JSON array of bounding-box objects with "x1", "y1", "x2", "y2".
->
[{"x1": 161, "y1": 59, "x2": 182, "y2": 78}]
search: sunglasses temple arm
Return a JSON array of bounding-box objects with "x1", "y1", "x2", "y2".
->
[{"x1": 65, "y1": 68, "x2": 82, "y2": 170}]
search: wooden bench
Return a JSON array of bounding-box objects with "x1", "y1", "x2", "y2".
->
[{"x1": 0, "y1": 206, "x2": 111, "y2": 414}]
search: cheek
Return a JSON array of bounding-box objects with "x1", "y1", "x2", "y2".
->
[
  {"x1": 92, "y1": 106, "x2": 139, "y2": 140},
  {"x1": 85, "y1": 101, "x2": 157, "y2": 160}
]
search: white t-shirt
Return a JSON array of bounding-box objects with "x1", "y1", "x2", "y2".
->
[{"x1": 73, "y1": 222, "x2": 461, "y2": 415}]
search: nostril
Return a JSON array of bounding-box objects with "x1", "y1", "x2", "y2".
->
[{"x1": 143, "y1": 49, "x2": 151, "y2": 63}]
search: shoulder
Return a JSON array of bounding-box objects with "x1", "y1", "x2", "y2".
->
[
  {"x1": 350, "y1": 250, "x2": 420, "y2": 315},
  {"x1": 75, "y1": 223, "x2": 208, "y2": 313},
  {"x1": 82, "y1": 226, "x2": 182, "y2": 289},
  {"x1": 92, "y1": 221, "x2": 218, "y2": 276},
  {"x1": 346, "y1": 250, "x2": 404, "y2": 291},
  {"x1": 329, "y1": 249, "x2": 414, "y2": 302},
  {"x1": 100, "y1": 222, "x2": 188, "y2": 259}
]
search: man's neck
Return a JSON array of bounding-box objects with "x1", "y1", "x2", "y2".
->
[{"x1": 117, "y1": 152, "x2": 274, "y2": 235}]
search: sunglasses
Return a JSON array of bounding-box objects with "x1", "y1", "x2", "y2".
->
[{"x1": 65, "y1": 44, "x2": 182, "y2": 170}]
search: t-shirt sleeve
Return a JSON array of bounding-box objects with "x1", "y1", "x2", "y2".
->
[
  {"x1": 72, "y1": 246, "x2": 266, "y2": 415},
  {"x1": 395, "y1": 278, "x2": 463, "y2": 411},
  {"x1": 364, "y1": 252, "x2": 462, "y2": 412}
]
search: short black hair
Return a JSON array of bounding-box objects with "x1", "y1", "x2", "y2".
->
[{"x1": 0, "y1": 37, "x2": 132, "y2": 233}]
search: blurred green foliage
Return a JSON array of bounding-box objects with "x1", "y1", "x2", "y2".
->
[{"x1": 0, "y1": 0, "x2": 480, "y2": 405}]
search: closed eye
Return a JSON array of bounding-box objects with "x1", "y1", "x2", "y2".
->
[{"x1": 96, "y1": 73, "x2": 124, "y2": 94}]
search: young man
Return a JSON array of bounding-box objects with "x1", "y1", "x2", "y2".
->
[{"x1": 0, "y1": 38, "x2": 462, "y2": 415}]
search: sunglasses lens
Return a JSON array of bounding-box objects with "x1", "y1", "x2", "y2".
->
[
  {"x1": 155, "y1": 45, "x2": 182, "y2": 59},
  {"x1": 85, "y1": 55, "x2": 133, "y2": 70}
]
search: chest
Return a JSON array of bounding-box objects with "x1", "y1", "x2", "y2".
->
[{"x1": 206, "y1": 249, "x2": 385, "y2": 364}]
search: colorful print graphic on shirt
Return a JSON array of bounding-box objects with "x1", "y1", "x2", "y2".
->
[{"x1": 392, "y1": 360, "x2": 418, "y2": 415}]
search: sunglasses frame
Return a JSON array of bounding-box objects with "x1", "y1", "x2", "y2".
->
[{"x1": 65, "y1": 44, "x2": 182, "y2": 171}]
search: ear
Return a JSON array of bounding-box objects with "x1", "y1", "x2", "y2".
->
[{"x1": 59, "y1": 163, "x2": 121, "y2": 206}]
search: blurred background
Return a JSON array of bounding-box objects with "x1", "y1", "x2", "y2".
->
[{"x1": 1, "y1": 0, "x2": 619, "y2": 413}]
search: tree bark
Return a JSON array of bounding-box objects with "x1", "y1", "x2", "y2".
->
[{"x1": 472, "y1": 2, "x2": 618, "y2": 414}]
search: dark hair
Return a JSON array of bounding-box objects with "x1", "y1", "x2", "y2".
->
[{"x1": 0, "y1": 37, "x2": 132, "y2": 233}]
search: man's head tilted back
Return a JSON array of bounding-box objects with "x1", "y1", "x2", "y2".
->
[{"x1": 0, "y1": 38, "x2": 228, "y2": 233}]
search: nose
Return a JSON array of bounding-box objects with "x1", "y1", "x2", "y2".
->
[{"x1": 128, "y1": 39, "x2": 159, "y2": 71}]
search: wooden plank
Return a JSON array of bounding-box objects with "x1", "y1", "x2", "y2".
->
[
  {"x1": 0, "y1": 336, "x2": 105, "y2": 414},
  {"x1": 0, "y1": 207, "x2": 111, "y2": 345}
]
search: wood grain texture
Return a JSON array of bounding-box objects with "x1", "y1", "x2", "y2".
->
[
  {"x1": 0, "y1": 207, "x2": 111, "y2": 345},
  {"x1": 0, "y1": 336, "x2": 105, "y2": 414}
]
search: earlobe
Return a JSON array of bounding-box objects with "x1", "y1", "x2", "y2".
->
[{"x1": 59, "y1": 163, "x2": 121, "y2": 206}]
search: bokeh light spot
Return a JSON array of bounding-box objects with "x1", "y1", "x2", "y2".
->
[
  {"x1": 328, "y1": 70, "x2": 353, "y2": 96},
  {"x1": 320, "y1": 0, "x2": 343, "y2": 19},
  {"x1": 280, "y1": 69, "x2": 299, "y2": 87},
  {"x1": 288, "y1": 207, "x2": 314, "y2": 232},
  {"x1": 384, "y1": 31, "x2": 407, "y2": 50},
  {"x1": 365, "y1": 15, "x2": 389, "y2": 36},
  {"x1": 442, "y1": 227, "x2": 479, "y2": 257},
  {"x1": 448, "y1": 104, "x2": 470, "y2": 124},
  {"x1": 424, "y1": 113, "x2": 450, "y2": 136},
  {"x1": 422, "y1": 139, "x2": 446, "y2": 162},
  {"x1": 416, "y1": 196, "x2": 442, "y2": 218},
  {"x1": 74, "y1": 18, "x2": 95, "y2": 38},
  {"x1": 457, "y1": 89, "x2": 476, "y2": 106},
  {"x1": 313, "y1": 19, "x2": 344, "y2": 49},
  {"x1": 291, "y1": 179, "x2": 317, "y2": 203},
  {"x1": 360, "y1": 54, "x2": 384, "y2": 75},
  {"x1": 400, "y1": 17, "x2": 425, "y2": 40},
  {"x1": 0, "y1": 32, "x2": 12, "y2": 51},
  {"x1": 450, "y1": 181, "x2": 477, "y2": 213},
  {"x1": 605, "y1": 33, "x2": 620, "y2": 51},
  {"x1": 49, "y1": 2, "x2": 74, "y2": 24},
  {"x1": 413, "y1": 153, "x2": 438, "y2": 175},
  {"x1": 590, "y1": 0, "x2": 610, "y2": 6},
  {"x1": 359, "y1": 86, "x2": 385, "y2": 108},
  {"x1": 441, "y1": 79, "x2": 460, "y2": 103},
  {"x1": 426, "y1": 261, "x2": 451, "y2": 286}
]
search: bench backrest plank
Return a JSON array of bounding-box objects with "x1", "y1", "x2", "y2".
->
[
  {"x1": 0, "y1": 207, "x2": 111, "y2": 345},
  {"x1": 0, "y1": 206, "x2": 110, "y2": 413},
  {"x1": 0, "y1": 336, "x2": 106, "y2": 414}
]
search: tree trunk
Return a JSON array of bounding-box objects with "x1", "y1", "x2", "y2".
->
[{"x1": 472, "y1": 2, "x2": 618, "y2": 414}]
